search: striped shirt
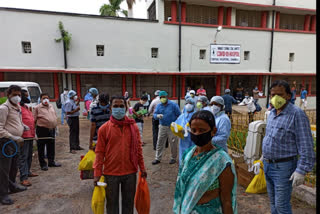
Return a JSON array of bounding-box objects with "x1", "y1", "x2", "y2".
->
[
  {"x1": 90, "y1": 104, "x2": 110, "y2": 139},
  {"x1": 262, "y1": 102, "x2": 315, "y2": 175}
]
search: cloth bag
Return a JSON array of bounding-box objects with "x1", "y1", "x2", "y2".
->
[
  {"x1": 135, "y1": 172, "x2": 150, "y2": 214},
  {"x1": 78, "y1": 150, "x2": 96, "y2": 171},
  {"x1": 91, "y1": 176, "x2": 106, "y2": 214},
  {"x1": 245, "y1": 160, "x2": 267, "y2": 193}
]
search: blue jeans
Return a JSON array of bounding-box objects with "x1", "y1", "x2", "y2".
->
[
  {"x1": 61, "y1": 105, "x2": 66, "y2": 124},
  {"x1": 263, "y1": 158, "x2": 297, "y2": 214}
]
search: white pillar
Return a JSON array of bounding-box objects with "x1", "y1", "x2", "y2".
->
[
  {"x1": 231, "y1": 8, "x2": 236, "y2": 26},
  {"x1": 62, "y1": 73, "x2": 67, "y2": 89}
]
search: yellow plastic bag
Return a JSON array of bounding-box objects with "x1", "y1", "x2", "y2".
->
[
  {"x1": 91, "y1": 176, "x2": 106, "y2": 214},
  {"x1": 245, "y1": 160, "x2": 267, "y2": 193},
  {"x1": 78, "y1": 150, "x2": 96, "y2": 171},
  {"x1": 170, "y1": 122, "x2": 188, "y2": 139}
]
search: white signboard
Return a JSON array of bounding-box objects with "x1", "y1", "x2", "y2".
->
[{"x1": 210, "y1": 44, "x2": 241, "y2": 64}]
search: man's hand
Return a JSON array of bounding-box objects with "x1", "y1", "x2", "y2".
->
[
  {"x1": 10, "y1": 136, "x2": 24, "y2": 143},
  {"x1": 157, "y1": 114, "x2": 163, "y2": 119},
  {"x1": 89, "y1": 142, "x2": 94, "y2": 150},
  {"x1": 141, "y1": 171, "x2": 147, "y2": 178},
  {"x1": 93, "y1": 176, "x2": 101, "y2": 186},
  {"x1": 24, "y1": 125, "x2": 30, "y2": 131},
  {"x1": 289, "y1": 171, "x2": 305, "y2": 187}
]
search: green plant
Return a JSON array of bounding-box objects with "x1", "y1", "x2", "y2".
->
[{"x1": 55, "y1": 21, "x2": 72, "y2": 51}]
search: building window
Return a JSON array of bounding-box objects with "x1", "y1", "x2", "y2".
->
[
  {"x1": 244, "y1": 51, "x2": 250, "y2": 60},
  {"x1": 289, "y1": 53, "x2": 295, "y2": 62},
  {"x1": 22, "y1": 41, "x2": 32, "y2": 54},
  {"x1": 148, "y1": 1, "x2": 156, "y2": 20},
  {"x1": 186, "y1": 4, "x2": 218, "y2": 24},
  {"x1": 236, "y1": 10, "x2": 261, "y2": 27},
  {"x1": 200, "y1": 49, "x2": 206, "y2": 59},
  {"x1": 96, "y1": 45, "x2": 104, "y2": 56},
  {"x1": 151, "y1": 48, "x2": 158, "y2": 58},
  {"x1": 280, "y1": 14, "x2": 304, "y2": 30}
]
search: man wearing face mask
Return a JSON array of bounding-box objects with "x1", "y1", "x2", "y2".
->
[
  {"x1": 89, "y1": 88, "x2": 99, "y2": 112},
  {"x1": 65, "y1": 90, "x2": 82, "y2": 154},
  {"x1": 238, "y1": 92, "x2": 256, "y2": 123},
  {"x1": 262, "y1": 80, "x2": 315, "y2": 214},
  {"x1": 209, "y1": 96, "x2": 231, "y2": 153},
  {"x1": 18, "y1": 90, "x2": 38, "y2": 187},
  {"x1": 34, "y1": 93, "x2": 61, "y2": 171},
  {"x1": 152, "y1": 91, "x2": 181, "y2": 165},
  {"x1": 60, "y1": 88, "x2": 69, "y2": 125},
  {"x1": 89, "y1": 93, "x2": 110, "y2": 150},
  {"x1": 93, "y1": 95, "x2": 146, "y2": 214},
  {"x1": 173, "y1": 98, "x2": 196, "y2": 164},
  {"x1": 185, "y1": 90, "x2": 197, "y2": 105},
  {"x1": 0, "y1": 85, "x2": 27, "y2": 205},
  {"x1": 196, "y1": 96, "x2": 211, "y2": 112}
]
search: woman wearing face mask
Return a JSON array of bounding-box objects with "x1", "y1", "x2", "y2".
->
[
  {"x1": 93, "y1": 95, "x2": 147, "y2": 214},
  {"x1": 196, "y1": 96, "x2": 211, "y2": 112},
  {"x1": 173, "y1": 98, "x2": 196, "y2": 165},
  {"x1": 210, "y1": 96, "x2": 231, "y2": 153},
  {"x1": 173, "y1": 110, "x2": 237, "y2": 214}
]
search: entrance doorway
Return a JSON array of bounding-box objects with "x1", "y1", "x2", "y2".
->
[{"x1": 185, "y1": 76, "x2": 216, "y2": 98}]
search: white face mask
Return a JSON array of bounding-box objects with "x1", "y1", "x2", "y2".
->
[
  {"x1": 42, "y1": 98, "x2": 49, "y2": 105},
  {"x1": 10, "y1": 95, "x2": 21, "y2": 105},
  {"x1": 74, "y1": 96, "x2": 78, "y2": 100},
  {"x1": 185, "y1": 104, "x2": 194, "y2": 112},
  {"x1": 64, "y1": 91, "x2": 68, "y2": 95},
  {"x1": 211, "y1": 105, "x2": 221, "y2": 115}
]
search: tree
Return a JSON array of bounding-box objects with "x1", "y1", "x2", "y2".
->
[
  {"x1": 100, "y1": 0, "x2": 128, "y2": 17},
  {"x1": 126, "y1": 0, "x2": 136, "y2": 17}
]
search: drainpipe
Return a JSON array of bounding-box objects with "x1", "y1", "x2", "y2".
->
[
  {"x1": 266, "y1": 0, "x2": 276, "y2": 108},
  {"x1": 178, "y1": 0, "x2": 182, "y2": 107}
]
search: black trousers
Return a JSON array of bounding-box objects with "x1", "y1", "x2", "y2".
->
[
  {"x1": 0, "y1": 138, "x2": 19, "y2": 197},
  {"x1": 36, "y1": 126, "x2": 55, "y2": 167},
  {"x1": 18, "y1": 140, "x2": 33, "y2": 181},
  {"x1": 152, "y1": 118, "x2": 159, "y2": 150},
  {"x1": 67, "y1": 116, "x2": 80, "y2": 150},
  {"x1": 104, "y1": 173, "x2": 137, "y2": 214}
]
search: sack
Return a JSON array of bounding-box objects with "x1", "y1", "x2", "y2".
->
[
  {"x1": 135, "y1": 172, "x2": 150, "y2": 214},
  {"x1": 170, "y1": 122, "x2": 185, "y2": 139},
  {"x1": 91, "y1": 176, "x2": 106, "y2": 214},
  {"x1": 245, "y1": 160, "x2": 267, "y2": 193},
  {"x1": 132, "y1": 109, "x2": 148, "y2": 119},
  {"x1": 254, "y1": 102, "x2": 262, "y2": 112},
  {"x1": 56, "y1": 96, "x2": 62, "y2": 109},
  {"x1": 78, "y1": 150, "x2": 96, "y2": 171}
]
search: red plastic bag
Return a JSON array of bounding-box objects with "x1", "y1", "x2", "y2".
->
[{"x1": 134, "y1": 172, "x2": 150, "y2": 214}]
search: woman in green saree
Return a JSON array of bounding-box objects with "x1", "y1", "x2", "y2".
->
[{"x1": 173, "y1": 110, "x2": 237, "y2": 214}]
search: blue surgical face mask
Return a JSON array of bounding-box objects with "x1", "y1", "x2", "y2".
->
[
  {"x1": 112, "y1": 107, "x2": 126, "y2": 120},
  {"x1": 100, "y1": 104, "x2": 108, "y2": 110},
  {"x1": 245, "y1": 96, "x2": 249, "y2": 98}
]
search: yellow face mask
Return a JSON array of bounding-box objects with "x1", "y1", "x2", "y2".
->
[
  {"x1": 196, "y1": 102, "x2": 203, "y2": 109},
  {"x1": 160, "y1": 98, "x2": 167, "y2": 104},
  {"x1": 270, "y1": 95, "x2": 287, "y2": 109}
]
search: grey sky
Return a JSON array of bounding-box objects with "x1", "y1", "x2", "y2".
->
[{"x1": 0, "y1": 0, "x2": 147, "y2": 18}]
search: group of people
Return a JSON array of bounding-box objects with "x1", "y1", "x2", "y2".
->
[
  {"x1": 0, "y1": 85, "x2": 61, "y2": 205},
  {"x1": 0, "y1": 80, "x2": 315, "y2": 214}
]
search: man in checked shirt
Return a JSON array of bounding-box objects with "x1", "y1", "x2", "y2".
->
[{"x1": 262, "y1": 80, "x2": 315, "y2": 214}]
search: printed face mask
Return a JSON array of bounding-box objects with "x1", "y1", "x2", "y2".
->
[
  {"x1": 185, "y1": 104, "x2": 194, "y2": 112},
  {"x1": 160, "y1": 98, "x2": 167, "y2": 104},
  {"x1": 211, "y1": 105, "x2": 221, "y2": 115},
  {"x1": 112, "y1": 107, "x2": 126, "y2": 120},
  {"x1": 10, "y1": 95, "x2": 21, "y2": 105},
  {"x1": 190, "y1": 130, "x2": 212, "y2": 147},
  {"x1": 196, "y1": 102, "x2": 203, "y2": 109},
  {"x1": 270, "y1": 95, "x2": 287, "y2": 109},
  {"x1": 42, "y1": 98, "x2": 49, "y2": 105}
]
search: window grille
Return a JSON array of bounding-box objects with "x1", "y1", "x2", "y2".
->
[
  {"x1": 244, "y1": 51, "x2": 250, "y2": 60},
  {"x1": 151, "y1": 48, "x2": 158, "y2": 58},
  {"x1": 236, "y1": 10, "x2": 261, "y2": 27},
  {"x1": 280, "y1": 14, "x2": 304, "y2": 30},
  {"x1": 22, "y1": 41, "x2": 32, "y2": 54},
  {"x1": 164, "y1": 1, "x2": 172, "y2": 21},
  {"x1": 200, "y1": 49, "x2": 206, "y2": 59},
  {"x1": 96, "y1": 45, "x2": 104, "y2": 56}
]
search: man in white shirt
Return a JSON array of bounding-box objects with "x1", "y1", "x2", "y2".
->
[
  {"x1": 238, "y1": 91, "x2": 256, "y2": 123},
  {"x1": 60, "y1": 88, "x2": 68, "y2": 125}
]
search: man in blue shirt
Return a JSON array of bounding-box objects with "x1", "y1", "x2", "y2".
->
[
  {"x1": 65, "y1": 90, "x2": 82, "y2": 154},
  {"x1": 262, "y1": 80, "x2": 315, "y2": 214},
  {"x1": 152, "y1": 91, "x2": 181, "y2": 165},
  {"x1": 209, "y1": 96, "x2": 231, "y2": 153},
  {"x1": 299, "y1": 86, "x2": 308, "y2": 110},
  {"x1": 222, "y1": 89, "x2": 238, "y2": 118}
]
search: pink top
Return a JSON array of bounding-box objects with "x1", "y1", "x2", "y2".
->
[
  {"x1": 21, "y1": 105, "x2": 35, "y2": 138},
  {"x1": 196, "y1": 88, "x2": 207, "y2": 96}
]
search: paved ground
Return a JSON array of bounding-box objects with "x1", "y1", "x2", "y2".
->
[{"x1": 0, "y1": 117, "x2": 315, "y2": 214}]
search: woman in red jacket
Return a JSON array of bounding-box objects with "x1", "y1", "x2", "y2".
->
[{"x1": 18, "y1": 89, "x2": 38, "y2": 187}]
